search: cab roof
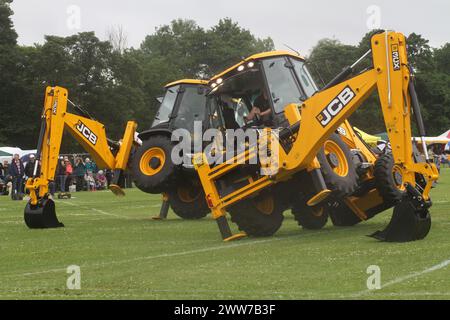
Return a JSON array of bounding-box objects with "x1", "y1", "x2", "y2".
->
[
  {"x1": 210, "y1": 51, "x2": 305, "y2": 83},
  {"x1": 164, "y1": 79, "x2": 208, "y2": 88}
]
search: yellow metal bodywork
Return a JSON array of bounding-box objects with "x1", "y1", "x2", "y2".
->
[
  {"x1": 26, "y1": 86, "x2": 137, "y2": 205},
  {"x1": 165, "y1": 79, "x2": 208, "y2": 88},
  {"x1": 195, "y1": 32, "x2": 439, "y2": 224},
  {"x1": 210, "y1": 51, "x2": 305, "y2": 84}
]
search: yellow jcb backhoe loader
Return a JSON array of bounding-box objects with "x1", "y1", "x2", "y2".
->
[
  {"x1": 131, "y1": 79, "x2": 211, "y2": 220},
  {"x1": 24, "y1": 86, "x2": 137, "y2": 228},
  {"x1": 194, "y1": 31, "x2": 440, "y2": 242}
]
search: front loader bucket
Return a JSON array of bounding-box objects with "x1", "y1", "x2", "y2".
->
[
  {"x1": 24, "y1": 199, "x2": 64, "y2": 229},
  {"x1": 370, "y1": 185, "x2": 431, "y2": 242}
]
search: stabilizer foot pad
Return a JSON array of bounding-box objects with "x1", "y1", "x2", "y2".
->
[
  {"x1": 109, "y1": 184, "x2": 125, "y2": 197},
  {"x1": 224, "y1": 233, "x2": 247, "y2": 242},
  {"x1": 307, "y1": 189, "x2": 332, "y2": 207}
]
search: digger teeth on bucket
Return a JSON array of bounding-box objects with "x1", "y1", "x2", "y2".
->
[
  {"x1": 370, "y1": 184, "x2": 431, "y2": 242},
  {"x1": 24, "y1": 199, "x2": 64, "y2": 229}
]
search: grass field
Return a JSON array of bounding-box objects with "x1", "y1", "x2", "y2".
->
[{"x1": 1, "y1": 169, "x2": 449, "y2": 300}]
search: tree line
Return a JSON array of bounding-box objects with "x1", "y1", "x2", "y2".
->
[{"x1": 0, "y1": 0, "x2": 448, "y2": 151}]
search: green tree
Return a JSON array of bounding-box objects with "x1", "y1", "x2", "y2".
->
[
  {"x1": 0, "y1": 0, "x2": 21, "y2": 145},
  {"x1": 204, "y1": 18, "x2": 274, "y2": 75},
  {"x1": 308, "y1": 39, "x2": 359, "y2": 85},
  {"x1": 0, "y1": 0, "x2": 17, "y2": 46},
  {"x1": 140, "y1": 19, "x2": 207, "y2": 78},
  {"x1": 407, "y1": 33, "x2": 434, "y2": 72},
  {"x1": 137, "y1": 18, "x2": 274, "y2": 121}
]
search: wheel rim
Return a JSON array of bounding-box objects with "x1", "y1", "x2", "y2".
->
[
  {"x1": 139, "y1": 147, "x2": 166, "y2": 176},
  {"x1": 312, "y1": 206, "x2": 325, "y2": 218},
  {"x1": 255, "y1": 195, "x2": 275, "y2": 215},
  {"x1": 177, "y1": 186, "x2": 200, "y2": 203},
  {"x1": 392, "y1": 165, "x2": 406, "y2": 191},
  {"x1": 324, "y1": 140, "x2": 349, "y2": 177}
]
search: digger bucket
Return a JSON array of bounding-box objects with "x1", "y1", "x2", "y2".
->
[
  {"x1": 24, "y1": 199, "x2": 64, "y2": 229},
  {"x1": 370, "y1": 184, "x2": 431, "y2": 242}
]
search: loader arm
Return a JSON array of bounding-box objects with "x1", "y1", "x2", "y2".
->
[
  {"x1": 24, "y1": 86, "x2": 137, "y2": 228},
  {"x1": 195, "y1": 31, "x2": 439, "y2": 241}
]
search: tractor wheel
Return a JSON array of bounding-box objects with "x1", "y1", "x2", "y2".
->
[
  {"x1": 317, "y1": 133, "x2": 359, "y2": 197},
  {"x1": 374, "y1": 153, "x2": 406, "y2": 205},
  {"x1": 228, "y1": 193, "x2": 284, "y2": 237},
  {"x1": 132, "y1": 135, "x2": 177, "y2": 194},
  {"x1": 328, "y1": 201, "x2": 363, "y2": 227},
  {"x1": 168, "y1": 183, "x2": 209, "y2": 220},
  {"x1": 292, "y1": 196, "x2": 329, "y2": 230}
]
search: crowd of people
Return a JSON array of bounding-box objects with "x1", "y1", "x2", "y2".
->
[{"x1": 0, "y1": 154, "x2": 116, "y2": 200}]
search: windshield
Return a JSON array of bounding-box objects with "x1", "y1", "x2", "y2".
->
[
  {"x1": 172, "y1": 85, "x2": 207, "y2": 132},
  {"x1": 262, "y1": 57, "x2": 304, "y2": 114},
  {"x1": 291, "y1": 58, "x2": 319, "y2": 97},
  {"x1": 152, "y1": 85, "x2": 179, "y2": 127}
]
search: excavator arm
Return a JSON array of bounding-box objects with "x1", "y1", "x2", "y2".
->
[
  {"x1": 24, "y1": 86, "x2": 137, "y2": 228},
  {"x1": 281, "y1": 32, "x2": 438, "y2": 197},
  {"x1": 195, "y1": 31, "x2": 439, "y2": 242}
]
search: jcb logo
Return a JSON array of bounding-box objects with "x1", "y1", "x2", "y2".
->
[
  {"x1": 392, "y1": 44, "x2": 401, "y2": 71},
  {"x1": 76, "y1": 121, "x2": 98, "y2": 145},
  {"x1": 316, "y1": 86, "x2": 355, "y2": 127}
]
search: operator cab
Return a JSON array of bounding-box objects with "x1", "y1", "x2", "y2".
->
[
  {"x1": 152, "y1": 79, "x2": 209, "y2": 133},
  {"x1": 206, "y1": 51, "x2": 319, "y2": 130}
]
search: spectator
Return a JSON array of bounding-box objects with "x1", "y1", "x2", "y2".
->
[
  {"x1": 64, "y1": 157, "x2": 73, "y2": 191},
  {"x1": 24, "y1": 154, "x2": 40, "y2": 179},
  {"x1": 0, "y1": 162, "x2": 4, "y2": 180},
  {"x1": 56, "y1": 158, "x2": 66, "y2": 192},
  {"x1": 440, "y1": 154, "x2": 449, "y2": 168},
  {"x1": 9, "y1": 154, "x2": 24, "y2": 200},
  {"x1": 96, "y1": 170, "x2": 107, "y2": 190},
  {"x1": 2, "y1": 160, "x2": 9, "y2": 178},
  {"x1": 85, "y1": 171, "x2": 96, "y2": 191},
  {"x1": 85, "y1": 158, "x2": 97, "y2": 174},
  {"x1": 74, "y1": 157, "x2": 86, "y2": 191}
]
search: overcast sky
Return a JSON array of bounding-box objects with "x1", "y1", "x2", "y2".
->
[{"x1": 10, "y1": 0, "x2": 449, "y2": 55}]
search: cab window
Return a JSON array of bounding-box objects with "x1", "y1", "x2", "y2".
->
[
  {"x1": 262, "y1": 57, "x2": 304, "y2": 113},
  {"x1": 152, "y1": 85, "x2": 179, "y2": 127}
]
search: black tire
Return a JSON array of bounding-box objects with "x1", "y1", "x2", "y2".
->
[
  {"x1": 317, "y1": 133, "x2": 359, "y2": 197},
  {"x1": 374, "y1": 153, "x2": 405, "y2": 205},
  {"x1": 168, "y1": 183, "x2": 209, "y2": 220},
  {"x1": 228, "y1": 193, "x2": 284, "y2": 237},
  {"x1": 132, "y1": 135, "x2": 177, "y2": 194},
  {"x1": 292, "y1": 196, "x2": 329, "y2": 230},
  {"x1": 328, "y1": 201, "x2": 363, "y2": 227}
]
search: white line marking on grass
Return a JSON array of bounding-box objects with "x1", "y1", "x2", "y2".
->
[
  {"x1": 356, "y1": 258, "x2": 450, "y2": 297},
  {"x1": 12, "y1": 229, "x2": 348, "y2": 278},
  {"x1": 91, "y1": 208, "x2": 130, "y2": 219},
  {"x1": 54, "y1": 200, "x2": 130, "y2": 220},
  {"x1": 54, "y1": 200, "x2": 77, "y2": 206},
  {"x1": 0, "y1": 221, "x2": 22, "y2": 225}
]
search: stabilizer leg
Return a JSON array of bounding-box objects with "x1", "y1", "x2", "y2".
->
[
  {"x1": 215, "y1": 213, "x2": 247, "y2": 242},
  {"x1": 153, "y1": 193, "x2": 170, "y2": 220},
  {"x1": 307, "y1": 169, "x2": 332, "y2": 207},
  {"x1": 370, "y1": 184, "x2": 431, "y2": 242},
  {"x1": 109, "y1": 169, "x2": 126, "y2": 196}
]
